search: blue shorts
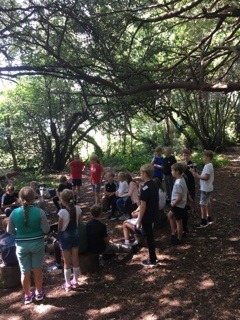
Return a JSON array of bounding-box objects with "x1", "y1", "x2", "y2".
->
[
  {"x1": 92, "y1": 183, "x2": 101, "y2": 193},
  {"x1": 72, "y1": 179, "x2": 82, "y2": 187},
  {"x1": 16, "y1": 238, "x2": 45, "y2": 274},
  {"x1": 59, "y1": 228, "x2": 79, "y2": 251}
]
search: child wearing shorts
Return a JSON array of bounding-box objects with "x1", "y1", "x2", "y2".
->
[
  {"x1": 58, "y1": 189, "x2": 82, "y2": 291},
  {"x1": 168, "y1": 163, "x2": 188, "y2": 245},
  {"x1": 8, "y1": 187, "x2": 50, "y2": 304},
  {"x1": 69, "y1": 154, "x2": 85, "y2": 202}
]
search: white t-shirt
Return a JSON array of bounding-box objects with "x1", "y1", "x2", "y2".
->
[
  {"x1": 200, "y1": 163, "x2": 214, "y2": 192},
  {"x1": 171, "y1": 178, "x2": 188, "y2": 208},
  {"x1": 58, "y1": 205, "x2": 82, "y2": 231},
  {"x1": 159, "y1": 189, "x2": 167, "y2": 210},
  {"x1": 118, "y1": 181, "x2": 129, "y2": 196}
]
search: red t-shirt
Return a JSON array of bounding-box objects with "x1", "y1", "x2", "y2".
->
[
  {"x1": 69, "y1": 160, "x2": 85, "y2": 179},
  {"x1": 90, "y1": 163, "x2": 103, "y2": 184}
]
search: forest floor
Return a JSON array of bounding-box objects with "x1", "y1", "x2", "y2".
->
[{"x1": 0, "y1": 148, "x2": 240, "y2": 320}]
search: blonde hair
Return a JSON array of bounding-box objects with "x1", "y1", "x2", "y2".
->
[
  {"x1": 203, "y1": 150, "x2": 214, "y2": 159},
  {"x1": 61, "y1": 189, "x2": 76, "y2": 225},
  {"x1": 19, "y1": 187, "x2": 35, "y2": 228},
  {"x1": 140, "y1": 164, "x2": 154, "y2": 179}
]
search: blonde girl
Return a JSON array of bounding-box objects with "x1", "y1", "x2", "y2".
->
[
  {"x1": 8, "y1": 187, "x2": 50, "y2": 304},
  {"x1": 58, "y1": 189, "x2": 81, "y2": 291}
]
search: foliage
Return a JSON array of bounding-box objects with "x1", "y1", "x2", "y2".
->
[{"x1": 191, "y1": 152, "x2": 229, "y2": 169}]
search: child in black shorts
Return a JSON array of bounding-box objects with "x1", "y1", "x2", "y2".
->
[{"x1": 167, "y1": 163, "x2": 188, "y2": 245}]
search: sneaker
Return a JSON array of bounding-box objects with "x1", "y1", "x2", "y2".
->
[
  {"x1": 118, "y1": 214, "x2": 129, "y2": 221},
  {"x1": 70, "y1": 280, "x2": 80, "y2": 289},
  {"x1": 61, "y1": 283, "x2": 71, "y2": 292},
  {"x1": 24, "y1": 291, "x2": 35, "y2": 305},
  {"x1": 195, "y1": 219, "x2": 208, "y2": 228},
  {"x1": 207, "y1": 216, "x2": 213, "y2": 224},
  {"x1": 141, "y1": 259, "x2": 157, "y2": 267},
  {"x1": 131, "y1": 244, "x2": 139, "y2": 254},
  {"x1": 35, "y1": 289, "x2": 45, "y2": 301}
]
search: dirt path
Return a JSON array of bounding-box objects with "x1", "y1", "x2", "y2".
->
[{"x1": 0, "y1": 151, "x2": 240, "y2": 320}]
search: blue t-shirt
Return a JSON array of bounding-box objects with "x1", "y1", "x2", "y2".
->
[
  {"x1": 152, "y1": 156, "x2": 164, "y2": 178},
  {"x1": 0, "y1": 232, "x2": 18, "y2": 266}
]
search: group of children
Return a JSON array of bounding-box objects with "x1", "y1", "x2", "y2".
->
[{"x1": 0, "y1": 148, "x2": 215, "y2": 305}]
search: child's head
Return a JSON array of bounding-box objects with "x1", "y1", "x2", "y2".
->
[
  {"x1": 154, "y1": 146, "x2": 162, "y2": 156},
  {"x1": 140, "y1": 164, "x2": 154, "y2": 181},
  {"x1": 171, "y1": 162, "x2": 184, "y2": 177},
  {"x1": 126, "y1": 174, "x2": 133, "y2": 184},
  {"x1": 164, "y1": 147, "x2": 172, "y2": 157},
  {"x1": 90, "y1": 155, "x2": 99, "y2": 164},
  {"x1": 118, "y1": 172, "x2": 126, "y2": 182},
  {"x1": 30, "y1": 181, "x2": 38, "y2": 190},
  {"x1": 202, "y1": 150, "x2": 214, "y2": 163},
  {"x1": 74, "y1": 154, "x2": 80, "y2": 161},
  {"x1": 90, "y1": 204, "x2": 102, "y2": 219},
  {"x1": 59, "y1": 175, "x2": 68, "y2": 184},
  {"x1": 6, "y1": 184, "x2": 14, "y2": 195},
  {"x1": 182, "y1": 149, "x2": 191, "y2": 162},
  {"x1": 106, "y1": 172, "x2": 115, "y2": 183},
  {"x1": 2, "y1": 217, "x2": 9, "y2": 231},
  {"x1": 61, "y1": 189, "x2": 74, "y2": 204},
  {"x1": 19, "y1": 187, "x2": 35, "y2": 227}
]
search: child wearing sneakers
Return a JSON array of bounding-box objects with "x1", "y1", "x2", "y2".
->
[
  {"x1": 168, "y1": 163, "x2": 188, "y2": 245},
  {"x1": 58, "y1": 189, "x2": 82, "y2": 291},
  {"x1": 190, "y1": 150, "x2": 214, "y2": 228},
  {"x1": 8, "y1": 187, "x2": 50, "y2": 304}
]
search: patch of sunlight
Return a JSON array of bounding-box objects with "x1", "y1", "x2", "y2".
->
[
  {"x1": 0, "y1": 316, "x2": 23, "y2": 320},
  {"x1": 229, "y1": 236, "x2": 240, "y2": 242},
  {"x1": 145, "y1": 275, "x2": 157, "y2": 283},
  {"x1": 159, "y1": 298, "x2": 181, "y2": 307},
  {"x1": 34, "y1": 304, "x2": 65, "y2": 315},
  {"x1": 198, "y1": 278, "x2": 215, "y2": 290},
  {"x1": 142, "y1": 314, "x2": 158, "y2": 320},
  {"x1": 158, "y1": 253, "x2": 177, "y2": 261},
  {"x1": 86, "y1": 304, "x2": 121, "y2": 317},
  {"x1": 104, "y1": 274, "x2": 116, "y2": 281}
]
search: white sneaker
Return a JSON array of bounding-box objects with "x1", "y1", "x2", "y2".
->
[{"x1": 118, "y1": 214, "x2": 129, "y2": 221}]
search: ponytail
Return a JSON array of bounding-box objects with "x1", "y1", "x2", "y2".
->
[
  {"x1": 69, "y1": 199, "x2": 77, "y2": 226},
  {"x1": 23, "y1": 200, "x2": 29, "y2": 228}
]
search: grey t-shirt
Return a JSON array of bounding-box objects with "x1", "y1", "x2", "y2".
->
[{"x1": 171, "y1": 177, "x2": 188, "y2": 208}]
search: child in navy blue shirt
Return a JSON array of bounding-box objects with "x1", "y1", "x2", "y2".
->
[{"x1": 151, "y1": 146, "x2": 164, "y2": 181}]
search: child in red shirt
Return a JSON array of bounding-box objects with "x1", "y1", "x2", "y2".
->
[
  {"x1": 90, "y1": 155, "x2": 104, "y2": 204},
  {"x1": 69, "y1": 154, "x2": 85, "y2": 202}
]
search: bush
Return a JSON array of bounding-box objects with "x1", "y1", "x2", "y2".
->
[{"x1": 103, "y1": 153, "x2": 152, "y2": 172}]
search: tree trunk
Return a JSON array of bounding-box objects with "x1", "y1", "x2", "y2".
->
[{"x1": 5, "y1": 116, "x2": 18, "y2": 171}]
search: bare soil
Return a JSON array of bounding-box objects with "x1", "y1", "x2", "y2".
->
[{"x1": 0, "y1": 149, "x2": 240, "y2": 320}]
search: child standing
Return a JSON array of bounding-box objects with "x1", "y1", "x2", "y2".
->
[
  {"x1": 58, "y1": 189, "x2": 82, "y2": 291},
  {"x1": 136, "y1": 164, "x2": 159, "y2": 266},
  {"x1": 69, "y1": 154, "x2": 85, "y2": 202},
  {"x1": 168, "y1": 163, "x2": 188, "y2": 245},
  {"x1": 151, "y1": 146, "x2": 164, "y2": 180},
  {"x1": 53, "y1": 176, "x2": 72, "y2": 213},
  {"x1": 90, "y1": 155, "x2": 105, "y2": 204},
  {"x1": 8, "y1": 187, "x2": 50, "y2": 304},
  {"x1": 190, "y1": 150, "x2": 214, "y2": 228},
  {"x1": 163, "y1": 147, "x2": 176, "y2": 202}
]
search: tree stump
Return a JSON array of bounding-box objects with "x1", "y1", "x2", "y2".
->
[
  {"x1": 79, "y1": 253, "x2": 100, "y2": 275},
  {"x1": 0, "y1": 265, "x2": 21, "y2": 288}
]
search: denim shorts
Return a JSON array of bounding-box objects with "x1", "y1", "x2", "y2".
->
[
  {"x1": 16, "y1": 238, "x2": 45, "y2": 273},
  {"x1": 59, "y1": 228, "x2": 79, "y2": 251},
  {"x1": 200, "y1": 191, "x2": 212, "y2": 206}
]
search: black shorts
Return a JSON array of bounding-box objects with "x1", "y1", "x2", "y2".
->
[
  {"x1": 72, "y1": 179, "x2": 82, "y2": 187},
  {"x1": 171, "y1": 206, "x2": 186, "y2": 220}
]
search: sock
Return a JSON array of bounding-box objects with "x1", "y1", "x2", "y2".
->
[
  {"x1": 72, "y1": 267, "x2": 80, "y2": 283},
  {"x1": 64, "y1": 268, "x2": 71, "y2": 286},
  {"x1": 125, "y1": 240, "x2": 130, "y2": 245}
]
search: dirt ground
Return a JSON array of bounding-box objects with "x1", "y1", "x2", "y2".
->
[{"x1": 0, "y1": 149, "x2": 240, "y2": 320}]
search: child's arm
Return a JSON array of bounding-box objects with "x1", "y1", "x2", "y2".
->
[
  {"x1": 190, "y1": 169, "x2": 209, "y2": 181},
  {"x1": 171, "y1": 192, "x2": 183, "y2": 207},
  {"x1": 136, "y1": 200, "x2": 146, "y2": 229},
  {"x1": 58, "y1": 217, "x2": 64, "y2": 232}
]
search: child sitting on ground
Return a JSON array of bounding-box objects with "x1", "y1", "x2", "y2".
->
[
  {"x1": 168, "y1": 162, "x2": 188, "y2": 245},
  {"x1": 0, "y1": 218, "x2": 18, "y2": 266},
  {"x1": 123, "y1": 207, "x2": 141, "y2": 247},
  {"x1": 53, "y1": 175, "x2": 72, "y2": 214},
  {"x1": 101, "y1": 172, "x2": 118, "y2": 213},
  {"x1": 86, "y1": 205, "x2": 131, "y2": 257},
  {"x1": 152, "y1": 177, "x2": 167, "y2": 229}
]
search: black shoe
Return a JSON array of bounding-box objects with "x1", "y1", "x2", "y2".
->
[
  {"x1": 131, "y1": 244, "x2": 139, "y2": 254},
  {"x1": 207, "y1": 216, "x2": 213, "y2": 224},
  {"x1": 195, "y1": 219, "x2": 208, "y2": 228},
  {"x1": 141, "y1": 259, "x2": 157, "y2": 267}
]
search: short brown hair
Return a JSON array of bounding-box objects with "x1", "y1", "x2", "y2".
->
[
  {"x1": 90, "y1": 204, "x2": 102, "y2": 218},
  {"x1": 203, "y1": 150, "x2": 214, "y2": 159},
  {"x1": 171, "y1": 162, "x2": 184, "y2": 174},
  {"x1": 140, "y1": 164, "x2": 154, "y2": 179},
  {"x1": 155, "y1": 146, "x2": 162, "y2": 153},
  {"x1": 59, "y1": 175, "x2": 68, "y2": 183},
  {"x1": 182, "y1": 148, "x2": 191, "y2": 155}
]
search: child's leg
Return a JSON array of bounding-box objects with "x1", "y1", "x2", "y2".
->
[
  {"x1": 21, "y1": 271, "x2": 31, "y2": 297},
  {"x1": 32, "y1": 268, "x2": 43, "y2": 294},
  {"x1": 200, "y1": 204, "x2": 207, "y2": 219},
  {"x1": 123, "y1": 222, "x2": 135, "y2": 243},
  {"x1": 62, "y1": 250, "x2": 72, "y2": 286},
  {"x1": 167, "y1": 210, "x2": 177, "y2": 235},
  {"x1": 71, "y1": 247, "x2": 80, "y2": 283},
  {"x1": 176, "y1": 219, "x2": 183, "y2": 241}
]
